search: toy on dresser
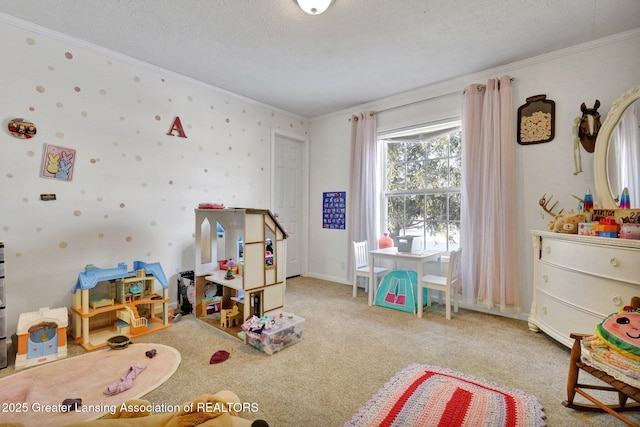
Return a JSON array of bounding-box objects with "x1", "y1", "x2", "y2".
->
[{"x1": 548, "y1": 211, "x2": 585, "y2": 234}]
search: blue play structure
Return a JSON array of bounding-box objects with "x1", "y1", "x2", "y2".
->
[
  {"x1": 72, "y1": 261, "x2": 169, "y2": 291},
  {"x1": 375, "y1": 270, "x2": 428, "y2": 314}
]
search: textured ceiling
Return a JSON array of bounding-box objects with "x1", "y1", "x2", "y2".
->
[{"x1": 0, "y1": 0, "x2": 639, "y2": 118}]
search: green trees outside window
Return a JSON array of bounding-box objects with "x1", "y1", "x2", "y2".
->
[{"x1": 381, "y1": 123, "x2": 461, "y2": 252}]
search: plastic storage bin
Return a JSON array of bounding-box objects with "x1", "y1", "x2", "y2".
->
[{"x1": 245, "y1": 311, "x2": 304, "y2": 355}]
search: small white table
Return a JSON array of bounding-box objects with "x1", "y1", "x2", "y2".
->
[{"x1": 368, "y1": 247, "x2": 441, "y2": 306}]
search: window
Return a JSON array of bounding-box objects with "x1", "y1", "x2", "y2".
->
[{"x1": 380, "y1": 120, "x2": 461, "y2": 252}]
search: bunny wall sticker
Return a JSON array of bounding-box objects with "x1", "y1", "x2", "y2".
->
[{"x1": 41, "y1": 144, "x2": 76, "y2": 181}]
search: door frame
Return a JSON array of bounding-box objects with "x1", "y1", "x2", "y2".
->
[{"x1": 270, "y1": 128, "x2": 309, "y2": 277}]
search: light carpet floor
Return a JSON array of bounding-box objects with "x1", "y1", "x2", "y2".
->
[{"x1": 0, "y1": 276, "x2": 637, "y2": 426}]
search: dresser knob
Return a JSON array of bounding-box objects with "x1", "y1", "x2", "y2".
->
[
  {"x1": 610, "y1": 257, "x2": 619, "y2": 267},
  {"x1": 542, "y1": 306, "x2": 548, "y2": 315},
  {"x1": 545, "y1": 246, "x2": 551, "y2": 254},
  {"x1": 542, "y1": 275, "x2": 548, "y2": 283},
  {"x1": 612, "y1": 295, "x2": 623, "y2": 306}
]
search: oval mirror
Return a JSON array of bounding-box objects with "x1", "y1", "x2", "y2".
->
[{"x1": 594, "y1": 85, "x2": 640, "y2": 209}]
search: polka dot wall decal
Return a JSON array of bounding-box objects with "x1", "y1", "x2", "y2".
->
[
  {"x1": 90, "y1": 158, "x2": 97, "y2": 164},
  {"x1": 36, "y1": 85, "x2": 45, "y2": 93},
  {"x1": 74, "y1": 87, "x2": 81, "y2": 92},
  {"x1": 2, "y1": 226, "x2": 8, "y2": 232},
  {"x1": 133, "y1": 76, "x2": 140, "y2": 82},
  {"x1": 150, "y1": 220, "x2": 156, "y2": 226},
  {"x1": 225, "y1": 118, "x2": 230, "y2": 123},
  {"x1": 97, "y1": 196, "x2": 103, "y2": 201},
  {"x1": 187, "y1": 96, "x2": 193, "y2": 101},
  {"x1": 135, "y1": 155, "x2": 142, "y2": 161},
  {"x1": 168, "y1": 180, "x2": 174, "y2": 185},
  {"x1": 36, "y1": 227, "x2": 42, "y2": 232},
  {"x1": 29, "y1": 106, "x2": 35, "y2": 111},
  {"x1": 16, "y1": 252, "x2": 22, "y2": 257},
  {"x1": 99, "y1": 89, "x2": 107, "y2": 95},
  {"x1": 26, "y1": 37, "x2": 35, "y2": 45},
  {"x1": 73, "y1": 210, "x2": 81, "y2": 217},
  {"x1": 81, "y1": 111, "x2": 88, "y2": 117},
  {"x1": 228, "y1": 146, "x2": 233, "y2": 150},
  {"x1": 125, "y1": 236, "x2": 133, "y2": 242},
  {"x1": 55, "y1": 132, "x2": 64, "y2": 139},
  {"x1": 22, "y1": 197, "x2": 28, "y2": 203},
  {"x1": 113, "y1": 141, "x2": 119, "y2": 146},
  {"x1": 98, "y1": 233, "x2": 104, "y2": 238},
  {"x1": 59, "y1": 242, "x2": 68, "y2": 249},
  {"x1": 56, "y1": 102, "x2": 63, "y2": 108},
  {"x1": 65, "y1": 52, "x2": 73, "y2": 59},
  {"x1": 155, "y1": 115, "x2": 161, "y2": 121},
  {"x1": 6, "y1": 173, "x2": 13, "y2": 178},
  {"x1": 119, "y1": 203, "x2": 126, "y2": 208},
  {"x1": 27, "y1": 150, "x2": 35, "y2": 157},
  {"x1": 104, "y1": 214, "x2": 109, "y2": 219}
]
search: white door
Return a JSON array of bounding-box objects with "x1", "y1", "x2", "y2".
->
[{"x1": 272, "y1": 132, "x2": 307, "y2": 278}]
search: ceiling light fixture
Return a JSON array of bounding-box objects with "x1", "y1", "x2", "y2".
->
[{"x1": 296, "y1": 0, "x2": 334, "y2": 15}]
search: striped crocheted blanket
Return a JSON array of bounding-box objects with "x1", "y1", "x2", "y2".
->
[
  {"x1": 581, "y1": 335, "x2": 640, "y2": 389},
  {"x1": 345, "y1": 364, "x2": 546, "y2": 427}
]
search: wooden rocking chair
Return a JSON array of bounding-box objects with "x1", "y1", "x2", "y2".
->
[{"x1": 563, "y1": 297, "x2": 640, "y2": 426}]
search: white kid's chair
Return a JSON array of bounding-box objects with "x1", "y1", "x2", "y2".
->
[
  {"x1": 418, "y1": 248, "x2": 461, "y2": 319},
  {"x1": 352, "y1": 240, "x2": 388, "y2": 298}
]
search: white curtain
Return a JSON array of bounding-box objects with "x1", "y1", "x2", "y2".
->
[
  {"x1": 611, "y1": 104, "x2": 640, "y2": 206},
  {"x1": 460, "y1": 77, "x2": 521, "y2": 312},
  {"x1": 347, "y1": 111, "x2": 379, "y2": 281}
]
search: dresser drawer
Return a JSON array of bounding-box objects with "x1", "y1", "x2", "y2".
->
[
  {"x1": 538, "y1": 262, "x2": 638, "y2": 317},
  {"x1": 534, "y1": 291, "x2": 603, "y2": 338},
  {"x1": 541, "y1": 238, "x2": 640, "y2": 284}
]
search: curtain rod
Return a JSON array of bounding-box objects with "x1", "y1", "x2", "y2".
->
[{"x1": 351, "y1": 77, "x2": 515, "y2": 120}]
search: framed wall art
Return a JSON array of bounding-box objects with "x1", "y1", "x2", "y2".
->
[
  {"x1": 41, "y1": 144, "x2": 76, "y2": 181},
  {"x1": 517, "y1": 94, "x2": 555, "y2": 145},
  {"x1": 322, "y1": 191, "x2": 346, "y2": 229}
]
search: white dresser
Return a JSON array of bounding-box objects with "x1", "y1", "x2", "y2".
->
[{"x1": 529, "y1": 230, "x2": 640, "y2": 348}]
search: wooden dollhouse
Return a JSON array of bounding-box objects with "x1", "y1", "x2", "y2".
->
[
  {"x1": 194, "y1": 208, "x2": 287, "y2": 340},
  {"x1": 70, "y1": 261, "x2": 170, "y2": 351}
]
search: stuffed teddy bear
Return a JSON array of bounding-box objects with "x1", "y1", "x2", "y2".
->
[{"x1": 548, "y1": 211, "x2": 586, "y2": 234}]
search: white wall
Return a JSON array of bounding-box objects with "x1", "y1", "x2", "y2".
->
[
  {"x1": 307, "y1": 30, "x2": 640, "y2": 318},
  {"x1": 0, "y1": 17, "x2": 308, "y2": 336}
]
